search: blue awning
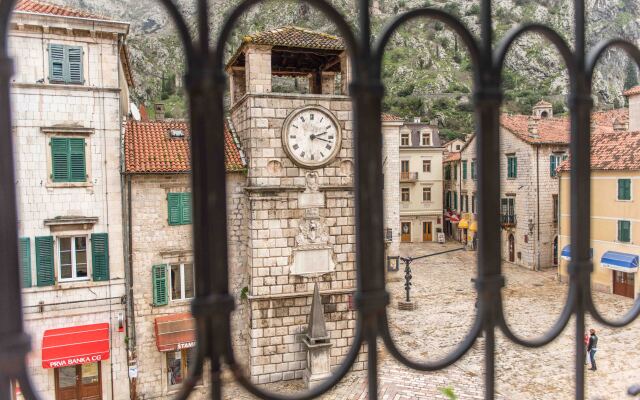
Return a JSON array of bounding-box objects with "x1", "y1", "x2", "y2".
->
[
  {"x1": 600, "y1": 251, "x2": 639, "y2": 273},
  {"x1": 561, "y1": 245, "x2": 593, "y2": 261}
]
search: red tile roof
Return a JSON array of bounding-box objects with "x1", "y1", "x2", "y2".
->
[
  {"x1": 242, "y1": 26, "x2": 344, "y2": 51},
  {"x1": 381, "y1": 113, "x2": 403, "y2": 122},
  {"x1": 500, "y1": 108, "x2": 627, "y2": 145},
  {"x1": 558, "y1": 131, "x2": 640, "y2": 172},
  {"x1": 444, "y1": 152, "x2": 461, "y2": 162},
  {"x1": 124, "y1": 120, "x2": 246, "y2": 174},
  {"x1": 15, "y1": 0, "x2": 107, "y2": 20},
  {"x1": 623, "y1": 85, "x2": 640, "y2": 96}
]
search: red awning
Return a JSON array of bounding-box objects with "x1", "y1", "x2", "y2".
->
[
  {"x1": 155, "y1": 313, "x2": 196, "y2": 352},
  {"x1": 42, "y1": 323, "x2": 110, "y2": 368}
]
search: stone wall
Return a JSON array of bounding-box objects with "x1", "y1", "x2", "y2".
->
[
  {"x1": 230, "y1": 92, "x2": 362, "y2": 383},
  {"x1": 10, "y1": 18, "x2": 129, "y2": 400},
  {"x1": 127, "y1": 172, "x2": 248, "y2": 399},
  {"x1": 382, "y1": 121, "x2": 401, "y2": 256}
]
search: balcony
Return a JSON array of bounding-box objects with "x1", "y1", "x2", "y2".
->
[
  {"x1": 501, "y1": 214, "x2": 517, "y2": 227},
  {"x1": 400, "y1": 171, "x2": 419, "y2": 182}
]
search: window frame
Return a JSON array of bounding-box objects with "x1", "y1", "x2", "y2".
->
[
  {"x1": 422, "y1": 187, "x2": 431, "y2": 202},
  {"x1": 166, "y1": 348, "x2": 195, "y2": 389},
  {"x1": 422, "y1": 159, "x2": 431, "y2": 173},
  {"x1": 507, "y1": 155, "x2": 517, "y2": 179},
  {"x1": 420, "y1": 131, "x2": 431, "y2": 146},
  {"x1": 57, "y1": 235, "x2": 89, "y2": 282},
  {"x1": 169, "y1": 262, "x2": 195, "y2": 301},
  {"x1": 617, "y1": 178, "x2": 632, "y2": 201},
  {"x1": 48, "y1": 43, "x2": 84, "y2": 85},
  {"x1": 400, "y1": 132, "x2": 410, "y2": 146},
  {"x1": 462, "y1": 160, "x2": 468, "y2": 180},
  {"x1": 618, "y1": 220, "x2": 631, "y2": 243},
  {"x1": 401, "y1": 187, "x2": 410, "y2": 202},
  {"x1": 43, "y1": 129, "x2": 93, "y2": 188}
]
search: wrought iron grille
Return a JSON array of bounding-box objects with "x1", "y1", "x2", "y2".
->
[{"x1": 1, "y1": 0, "x2": 640, "y2": 399}]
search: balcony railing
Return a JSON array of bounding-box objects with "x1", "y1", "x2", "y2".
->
[
  {"x1": 501, "y1": 214, "x2": 517, "y2": 226},
  {"x1": 400, "y1": 171, "x2": 418, "y2": 182}
]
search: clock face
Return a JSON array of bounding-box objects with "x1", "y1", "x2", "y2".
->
[{"x1": 282, "y1": 106, "x2": 342, "y2": 169}]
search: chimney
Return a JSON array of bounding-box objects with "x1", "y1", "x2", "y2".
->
[
  {"x1": 613, "y1": 115, "x2": 629, "y2": 132},
  {"x1": 154, "y1": 103, "x2": 165, "y2": 121},
  {"x1": 624, "y1": 86, "x2": 640, "y2": 131},
  {"x1": 528, "y1": 117, "x2": 539, "y2": 137}
]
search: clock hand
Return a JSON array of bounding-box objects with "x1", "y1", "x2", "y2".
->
[
  {"x1": 315, "y1": 132, "x2": 328, "y2": 137},
  {"x1": 314, "y1": 137, "x2": 331, "y2": 143}
]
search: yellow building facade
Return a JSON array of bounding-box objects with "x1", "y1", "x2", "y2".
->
[{"x1": 558, "y1": 140, "x2": 640, "y2": 299}]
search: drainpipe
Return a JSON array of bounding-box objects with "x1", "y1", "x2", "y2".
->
[{"x1": 536, "y1": 145, "x2": 541, "y2": 271}]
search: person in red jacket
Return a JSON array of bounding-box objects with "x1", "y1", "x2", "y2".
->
[{"x1": 584, "y1": 332, "x2": 590, "y2": 365}]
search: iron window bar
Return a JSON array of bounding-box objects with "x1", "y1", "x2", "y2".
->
[{"x1": 1, "y1": 0, "x2": 640, "y2": 399}]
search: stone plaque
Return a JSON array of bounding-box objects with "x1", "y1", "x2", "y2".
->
[
  {"x1": 290, "y1": 247, "x2": 335, "y2": 276},
  {"x1": 299, "y1": 191, "x2": 325, "y2": 209}
]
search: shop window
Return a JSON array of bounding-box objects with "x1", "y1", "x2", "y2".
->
[
  {"x1": 170, "y1": 263, "x2": 195, "y2": 301},
  {"x1": 58, "y1": 236, "x2": 88, "y2": 281},
  {"x1": 167, "y1": 348, "x2": 195, "y2": 388}
]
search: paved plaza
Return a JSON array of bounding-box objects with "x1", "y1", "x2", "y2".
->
[{"x1": 226, "y1": 241, "x2": 640, "y2": 399}]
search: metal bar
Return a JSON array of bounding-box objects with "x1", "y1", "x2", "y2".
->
[{"x1": 400, "y1": 246, "x2": 466, "y2": 262}]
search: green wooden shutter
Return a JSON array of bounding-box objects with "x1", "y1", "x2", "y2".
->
[
  {"x1": 454, "y1": 191, "x2": 458, "y2": 209},
  {"x1": 167, "y1": 193, "x2": 181, "y2": 225},
  {"x1": 471, "y1": 161, "x2": 476, "y2": 179},
  {"x1": 462, "y1": 161, "x2": 467, "y2": 179},
  {"x1": 51, "y1": 137, "x2": 70, "y2": 181},
  {"x1": 35, "y1": 236, "x2": 55, "y2": 287},
  {"x1": 619, "y1": 221, "x2": 631, "y2": 242},
  {"x1": 618, "y1": 179, "x2": 631, "y2": 200},
  {"x1": 181, "y1": 193, "x2": 192, "y2": 224},
  {"x1": 68, "y1": 138, "x2": 86, "y2": 182},
  {"x1": 48, "y1": 44, "x2": 65, "y2": 83},
  {"x1": 67, "y1": 46, "x2": 83, "y2": 84},
  {"x1": 91, "y1": 233, "x2": 109, "y2": 281},
  {"x1": 550, "y1": 155, "x2": 557, "y2": 177},
  {"x1": 152, "y1": 264, "x2": 168, "y2": 306},
  {"x1": 19, "y1": 238, "x2": 32, "y2": 288}
]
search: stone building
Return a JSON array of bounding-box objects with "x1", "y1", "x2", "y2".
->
[
  {"x1": 9, "y1": 1, "x2": 133, "y2": 399},
  {"x1": 398, "y1": 119, "x2": 444, "y2": 242},
  {"x1": 123, "y1": 119, "x2": 247, "y2": 398},
  {"x1": 226, "y1": 26, "x2": 368, "y2": 384},
  {"x1": 444, "y1": 101, "x2": 625, "y2": 270},
  {"x1": 558, "y1": 89, "x2": 637, "y2": 298}
]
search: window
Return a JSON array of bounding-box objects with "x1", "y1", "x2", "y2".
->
[
  {"x1": 51, "y1": 137, "x2": 86, "y2": 182},
  {"x1": 401, "y1": 132, "x2": 409, "y2": 146},
  {"x1": 549, "y1": 153, "x2": 567, "y2": 177},
  {"x1": 422, "y1": 160, "x2": 431, "y2": 173},
  {"x1": 454, "y1": 164, "x2": 458, "y2": 180},
  {"x1": 423, "y1": 187, "x2": 431, "y2": 202},
  {"x1": 456, "y1": 145, "x2": 461, "y2": 150},
  {"x1": 507, "y1": 155, "x2": 517, "y2": 179},
  {"x1": 167, "y1": 348, "x2": 195, "y2": 388},
  {"x1": 170, "y1": 263, "x2": 195, "y2": 301},
  {"x1": 445, "y1": 165, "x2": 451, "y2": 180},
  {"x1": 553, "y1": 194, "x2": 559, "y2": 223},
  {"x1": 471, "y1": 160, "x2": 477, "y2": 180},
  {"x1": 462, "y1": 160, "x2": 468, "y2": 180},
  {"x1": 421, "y1": 131, "x2": 431, "y2": 146},
  {"x1": 168, "y1": 192, "x2": 192, "y2": 225},
  {"x1": 401, "y1": 160, "x2": 409, "y2": 172},
  {"x1": 445, "y1": 191, "x2": 451, "y2": 208},
  {"x1": 618, "y1": 179, "x2": 632, "y2": 201},
  {"x1": 453, "y1": 191, "x2": 458, "y2": 209},
  {"x1": 618, "y1": 220, "x2": 631, "y2": 243},
  {"x1": 58, "y1": 236, "x2": 88, "y2": 281},
  {"x1": 501, "y1": 197, "x2": 516, "y2": 224},
  {"x1": 48, "y1": 44, "x2": 83, "y2": 84},
  {"x1": 465, "y1": 195, "x2": 469, "y2": 212},
  {"x1": 401, "y1": 188, "x2": 410, "y2": 202},
  {"x1": 472, "y1": 194, "x2": 476, "y2": 213}
]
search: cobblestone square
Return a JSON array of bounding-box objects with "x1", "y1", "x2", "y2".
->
[{"x1": 227, "y1": 241, "x2": 640, "y2": 400}]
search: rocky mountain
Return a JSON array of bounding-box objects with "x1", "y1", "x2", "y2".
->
[{"x1": 38, "y1": 0, "x2": 640, "y2": 138}]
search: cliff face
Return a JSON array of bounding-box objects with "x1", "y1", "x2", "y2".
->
[{"x1": 36, "y1": 0, "x2": 640, "y2": 135}]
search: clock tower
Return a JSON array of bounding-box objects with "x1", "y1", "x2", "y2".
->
[{"x1": 227, "y1": 26, "x2": 365, "y2": 383}]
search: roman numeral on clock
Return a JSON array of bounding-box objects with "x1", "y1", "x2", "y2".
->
[
  {"x1": 293, "y1": 144, "x2": 299, "y2": 150},
  {"x1": 325, "y1": 144, "x2": 332, "y2": 150},
  {"x1": 300, "y1": 151, "x2": 305, "y2": 157},
  {"x1": 310, "y1": 114, "x2": 314, "y2": 120}
]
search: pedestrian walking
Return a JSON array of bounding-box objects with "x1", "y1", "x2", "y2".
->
[{"x1": 587, "y1": 328, "x2": 598, "y2": 371}]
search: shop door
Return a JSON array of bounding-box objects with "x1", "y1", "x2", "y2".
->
[
  {"x1": 613, "y1": 271, "x2": 635, "y2": 299},
  {"x1": 508, "y1": 234, "x2": 515, "y2": 263},
  {"x1": 401, "y1": 222, "x2": 411, "y2": 242},
  {"x1": 55, "y1": 363, "x2": 102, "y2": 400},
  {"x1": 422, "y1": 222, "x2": 432, "y2": 242}
]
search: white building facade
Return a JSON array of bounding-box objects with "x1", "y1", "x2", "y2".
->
[{"x1": 9, "y1": 2, "x2": 132, "y2": 399}]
